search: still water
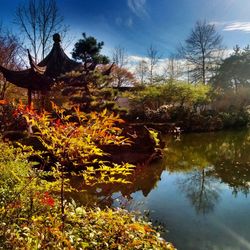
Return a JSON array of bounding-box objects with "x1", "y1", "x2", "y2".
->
[{"x1": 72, "y1": 129, "x2": 250, "y2": 250}]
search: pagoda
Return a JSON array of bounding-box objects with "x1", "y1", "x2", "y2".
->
[{"x1": 0, "y1": 33, "x2": 82, "y2": 105}]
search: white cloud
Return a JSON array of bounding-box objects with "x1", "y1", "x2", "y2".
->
[
  {"x1": 211, "y1": 20, "x2": 250, "y2": 33},
  {"x1": 128, "y1": 55, "x2": 149, "y2": 63},
  {"x1": 127, "y1": 0, "x2": 148, "y2": 18},
  {"x1": 223, "y1": 49, "x2": 234, "y2": 57},
  {"x1": 126, "y1": 49, "x2": 232, "y2": 82},
  {"x1": 223, "y1": 22, "x2": 250, "y2": 33},
  {"x1": 127, "y1": 55, "x2": 186, "y2": 77},
  {"x1": 209, "y1": 21, "x2": 227, "y2": 28}
]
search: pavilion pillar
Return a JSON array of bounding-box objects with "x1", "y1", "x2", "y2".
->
[
  {"x1": 41, "y1": 90, "x2": 47, "y2": 109},
  {"x1": 28, "y1": 88, "x2": 32, "y2": 107}
]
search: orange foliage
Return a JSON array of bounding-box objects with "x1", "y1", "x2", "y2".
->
[{"x1": 0, "y1": 99, "x2": 7, "y2": 105}]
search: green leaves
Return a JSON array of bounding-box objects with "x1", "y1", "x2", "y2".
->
[
  {"x1": 72, "y1": 33, "x2": 110, "y2": 64},
  {"x1": 127, "y1": 81, "x2": 212, "y2": 111}
]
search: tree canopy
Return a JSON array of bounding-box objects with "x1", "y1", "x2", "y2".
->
[
  {"x1": 211, "y1": 45, "x2": 250, "y2": 92},
  {"x1": 72, "y1": 33, "x2": 109, "y2": 64}
]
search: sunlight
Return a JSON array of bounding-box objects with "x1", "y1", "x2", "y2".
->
[{"x1": 216, "y1": 221, "x2": 250, "y2": 249}]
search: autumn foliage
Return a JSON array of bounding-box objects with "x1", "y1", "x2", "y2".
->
[
  {"x1": 14, "y1": 102, "x2": 135, "y2": 185},
  {"x1": 0, "y1": 102, "x2": 175, "y2": 249}
]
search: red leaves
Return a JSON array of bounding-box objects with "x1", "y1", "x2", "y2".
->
[
  {"x1": 54, "y1": 119, "x2": 61, "y2": 127},
  {"x1": 13, "y1": 101, "x2": 36, "y2": 118},
  {"x1": 37, "y1": 192, "x2": 55, "y2": 207}
]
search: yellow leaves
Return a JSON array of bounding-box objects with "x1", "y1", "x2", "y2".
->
[
  {"x1": 148, "y1": 128, "x2": 160, "y2": 146},
  {"x1": 83, "y1": 163, "x2": 135, "y2": 186},
  {"x1": 10, "y1": 170, "x2": 22, "y2": 182},
  {"x1": 18, "y1": 102, "x2": 136, "y2": 187},
  {"x1": 128, "y1": 223, "x2": 147, "y2": 234},
  {"x1": 101, "y1": 108, "x2": 107, "y2": 117},
  {"x1": 31, "y1": 215, "x2": 44, "y2": 222},
  {"x1": 127, "y1": 223, "x2": 156, "y2": 238},
  {"x1": 143, "y1": 225, "x2": 156, "y2": 233},
  {"x1": 166, "y1": 242, "x2": 177, "y2": 250},
  {"x1": 74, "y1": 105, "x2": 87, "y2": 122}
]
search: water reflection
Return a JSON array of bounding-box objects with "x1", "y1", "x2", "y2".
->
[
  {"x1": 70, "y1": 129, "x2": 250, "y2": 249},
  {"x1": 177, "y1": 168, "x2": 220, "y2": 214},
  {"x1": 165, "y1": 130, "x2": 250, "y2": 202},
  {"x1": 71, "y1": 129, "x2": 250, "y2": 212},
  {"x1": 69, "y1": 161, "x2": 166, "y2": 207}
]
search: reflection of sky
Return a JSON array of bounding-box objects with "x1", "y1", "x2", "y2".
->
[{"x1": 126, "y1": 172, "x2": 250, "y2": 250}]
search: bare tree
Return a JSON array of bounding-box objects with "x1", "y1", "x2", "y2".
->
[
  {"x1": 180, "y1": 20, "x2": 223, "y2": 84},
  {"x1": 112, "y1": 46, "x2": 129, "y2": 87},
  {"x1": 15, "y1": 0, "x2": 66, "y2": 62},
  {"x1": 147, "y1": 44, "x2": 160, "y2": 84},
  {"x1": 135, "y1": 59, "x2": 148, "y2": 85},
  {"x1": 112, "y1": 45, "x2": 128, "y2": 68},
  {"x1": 0, "y1": 25, "x2": 25, "y2": 99},
  {"x1": 178, "y1": 169, "x2": 220, "y2": 215},
  {"x1": 165, "y1": 54, "x2": 183, "y2": 81}
]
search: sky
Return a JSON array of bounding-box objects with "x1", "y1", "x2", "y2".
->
[{"x1": 1, "y1": 0, "x2": 250, "y2": 60}]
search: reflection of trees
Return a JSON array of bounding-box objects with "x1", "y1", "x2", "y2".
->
[
  {"x1": 164, "y1": 129, "x2": 250, "y2": 173},
  {"x1": 68, "y1": 129, "x2": 250, "y2": 207},
  {"x1": 212, "y1": 162, "x2": 250, "y2": 197},
  {"x1": 163, "y1": 129, "x2": 250, "y2": 213},
  {"x1": 69, "y1": 161, "x2": 166, "y2": 207},
  {"x1": 165, "y1": 129, "x2": 250, "y2": 197},
  {"x1": 178, "y1": 168, "x2": 220, "y2": 214}
]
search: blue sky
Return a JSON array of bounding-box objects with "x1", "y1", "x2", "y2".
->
[{"x1": 1, "y1": 0, "x2": 250, "y2": 58}]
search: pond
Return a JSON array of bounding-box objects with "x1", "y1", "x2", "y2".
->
[{"x1": 71, "y1": 129, "x2": 250, "y2": 250}]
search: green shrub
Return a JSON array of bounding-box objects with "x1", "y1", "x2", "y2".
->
[
  {"x1": 219, "y1": 110, "x2": 250, "y2": 128},
  {"x1": 125, "y1": 81, "x2": 212, "y2": 111}
]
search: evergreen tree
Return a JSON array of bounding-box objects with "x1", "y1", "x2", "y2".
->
[
  {"x1": 211, "y1": 45, "x2": 250, "y2": 92},
  {"x1": 72, "y1": 33, "x2": 109, "y2": 64}
]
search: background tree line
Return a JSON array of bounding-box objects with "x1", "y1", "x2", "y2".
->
[{"x1": 1, "y1": 0, "x2": 250, "y2": 100}]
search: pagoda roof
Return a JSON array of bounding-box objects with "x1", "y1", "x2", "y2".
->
[
  {"x1": 0, "y1": 33, "x2": 81, "y2": 91},
  {"x1": 38, "y1": 33, "x2": 81, "y2": 78}
]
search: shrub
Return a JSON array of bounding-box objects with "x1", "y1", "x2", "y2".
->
[
  {"x1": 15, "y1": 102, "x2": 134, "y2": 175},
  {"x1": 5, "y1": 203, "x2": 175, "y2": 249},
  {"x1": 219, "y1": 110, "x2": 250, "y2": 128},
  {"x1": 0, "y1": 101, "x2": 27, "y2": 132},
  {"x1": 211, "y1": 87, "x2": 250, "y2": 112},
  {"x1": 126, "y1": 81, "x2": 212, "y2": 111},
  {"x1": 0, "y1": 141, "x2": 175, "y2": 249},
  {"x1": 125, "y1": 81, "x2": 212, "y2": 121},
  {"x1": 0, "y1": 141, "x2": 57, "y2": 248}
]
